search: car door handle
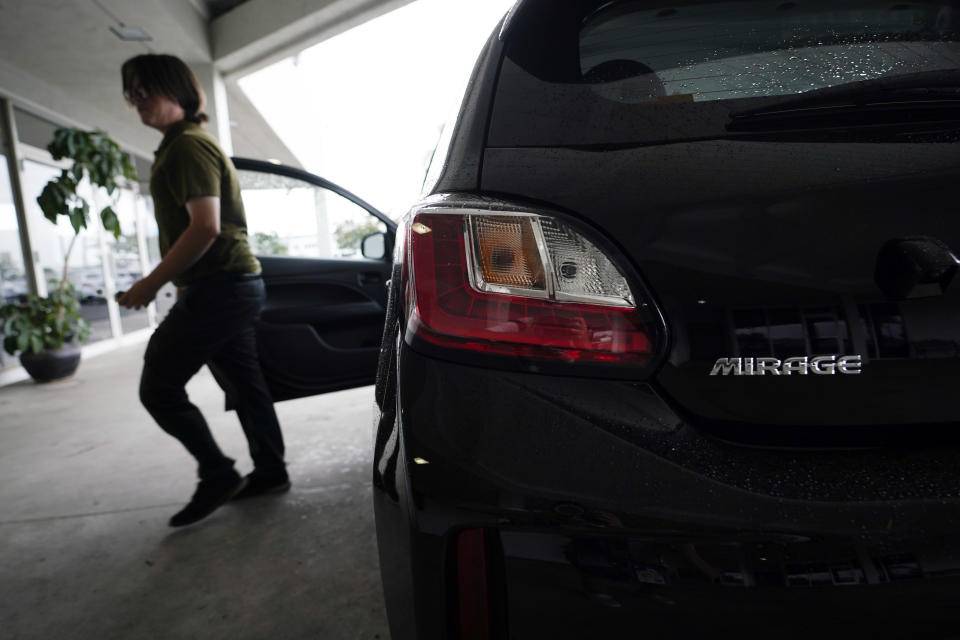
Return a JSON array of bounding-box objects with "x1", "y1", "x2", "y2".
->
[{"x1": 358, "y1": 272, "x2": 383, "y2": 287}]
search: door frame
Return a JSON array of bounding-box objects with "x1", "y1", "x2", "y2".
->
[{"x1": 232, "y1": 157, "x2": 398, "y2": 234}]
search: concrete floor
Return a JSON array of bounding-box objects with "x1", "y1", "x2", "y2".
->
[{"x1": 0, "y1": 343, "x2": 390, "y2": 640}]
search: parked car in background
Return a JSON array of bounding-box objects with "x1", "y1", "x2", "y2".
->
[
  {"x1": 1, "y1": 276, "x2": 27, "y2": 303},
  {"x1": 370, "y1": 0, "x2": 960, "y2": 638},
  {"x1": 75, "y1": 270, "x2": 106, "y2": 304}
]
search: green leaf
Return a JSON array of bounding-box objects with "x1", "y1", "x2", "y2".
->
[
  {"x1": 61, "y1": 177, "x2": 77, "y2": 197},
  {"x1": 0, "y1": 288, "x2": 91, "y2": 355},
  {"x1": 49, "y1": 129, "x2": 66, "y2": 159},
  {"x1": 37, "y1": 127, "x2": 134, "y2": 271},
  {"x1": 95, "y1": 155, "x2": 111, "y2": 187},
  {"x1": 122, "y1": 155, "x2": 138, "y2": 181},
  {"x1": 45, "y1": 331, "x2": 64, "y2": 350},
  {"x1": 37, "y1": 184, "x2": 64, "y2": 223},
  {"x1": 100, "y1": 206, "x2": 121, "y2": 239},
  {"x1": 68, "y1": 203, "x2": 88, "y2": 235},
  {"x1": 66, "y1": 129, "x2": 77, "y2": 158}
]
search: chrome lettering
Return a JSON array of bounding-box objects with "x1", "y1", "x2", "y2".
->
[
  {"x1": 710, "y1": 355, "x2": 862, "y2": 376},
  {"x1": 755, "y1": 357, "x2": 781, "y2": 375},
  {"x1": 781, "y1": 356, "x2": 808, "y2": 375},
  {"x1": 810, "y1": 355, "x2": 837, "y2": 375},
  {"x1": 837, "y1": 355, "x2": 863, "y2": 374},
  {"x1": 710, "y1": 358, "x2": 742, "y2": 376}
]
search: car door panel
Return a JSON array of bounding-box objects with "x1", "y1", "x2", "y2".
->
[
  {"x1": 232, "y1": 158, "x2": 396, "y2": 402},
  {"x1": 256, "y1": 256, "x2": 390, "y2": 401}
]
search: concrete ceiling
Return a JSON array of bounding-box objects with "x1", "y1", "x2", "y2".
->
[
  {"x1": 204, "y1": 0, "x2": 248, "y2": 20},
  {"x1": 211, "y1": 0, "x2": 412, "y2": 78},
  {"x1": 0, "y1": 0, "x2": 414, "y2": 167}
]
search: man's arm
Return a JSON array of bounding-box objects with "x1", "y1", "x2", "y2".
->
[{"x1": 118, "y1": 196, "x2": 220, "y2": 309}]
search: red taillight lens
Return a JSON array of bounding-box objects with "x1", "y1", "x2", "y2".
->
[{"x1": 405, "y1": 209, "x2": 660, "y2": 366}]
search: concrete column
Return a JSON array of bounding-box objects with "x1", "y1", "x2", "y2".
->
[
  {"x1": 89, "y1": 188, "x2": 122, "y2": 339},
  {"x1": 211, "y1": 71, "x2": 234, "y2": 156},
  {"x1": 0, "y1": 98, "x2": 46, "y2": 297},
  {"x1": 190, "y1": 63, "x2": 234, "y2": 155}
]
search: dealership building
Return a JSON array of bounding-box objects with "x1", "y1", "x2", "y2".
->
[{"x1": 0, "y1": 0, "x2": 409, "y2": 384}]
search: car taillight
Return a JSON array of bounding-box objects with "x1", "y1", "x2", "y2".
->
[{"x1": 403, "y1": 198, "x2": 664, "y2": 369}]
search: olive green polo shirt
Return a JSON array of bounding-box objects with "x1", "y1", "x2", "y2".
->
[{"x1": 150, "y1": 119, "x2": 260, "y2": 287}]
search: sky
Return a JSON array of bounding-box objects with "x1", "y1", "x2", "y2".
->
[{"x1": 238, "y1": 0, "x2": 516, "y2": 220}]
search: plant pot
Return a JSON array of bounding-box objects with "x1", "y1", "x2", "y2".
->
[{"x1": 19, "y1": 342, "x2": 82, "y2": 382}]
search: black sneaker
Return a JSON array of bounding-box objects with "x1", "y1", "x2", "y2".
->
[
  {"x1": 231, "y1": 471, "x2": 291, "y2": 500},
  {"x1": 169, "y1": 470, "x2": 246, "y2": 527}
]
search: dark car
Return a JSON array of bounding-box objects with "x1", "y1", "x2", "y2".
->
[{"x1": 369, "y1": 0, "x2": 960, "y2": 638}]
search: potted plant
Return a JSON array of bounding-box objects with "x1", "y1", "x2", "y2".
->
[{"x1": 0, "y1": 127, "x2": 136, "y2": 382}]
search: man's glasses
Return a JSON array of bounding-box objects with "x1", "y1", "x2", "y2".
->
[{"x1": 124, "y1": 86, "x2": 149, "y2": 103}]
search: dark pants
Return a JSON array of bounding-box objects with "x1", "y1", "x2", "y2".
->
[{"x1": 139, "y1": 274, "x2": 285, "y2": 481}]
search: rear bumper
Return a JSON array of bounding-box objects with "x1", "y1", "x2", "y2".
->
[
  {"x1": 500, "y1": 531, "x2": 960, "y2": 639},
  {"x1": 373, "y1": 346, "x2": 960, "y2": 639}
]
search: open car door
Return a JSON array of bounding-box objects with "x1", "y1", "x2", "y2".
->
[{"x1": 232, "y1": 157, "x2": 396, "y2": 402}]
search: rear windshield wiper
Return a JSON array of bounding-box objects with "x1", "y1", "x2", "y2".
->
[{"x1": 727, "y1": 69, "x2": 960, "y2": 133}]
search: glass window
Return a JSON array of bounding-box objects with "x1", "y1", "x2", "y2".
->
[
  {"x1": 864, "y1": 302, "x2": 910, "y2": 358},
  {"x1": 0, "y1": 153, "x2": 26, "y2": 369},
  {"x1": 734, "y1": 306, "x2": 852, "y2": 359},
  {"x1": 803, "y1": 308, "x2": 842, "y2": 355},
  {"x1": 106, "y1": 188, "x2": 150, "y2": 334},
  {"x1": 493, "y1": 0, "x2": 960, "y2": 147},
  {"x1": 237, "y1": 170, "x2": 386, "y2": 259},
  {"x1": 22, "y1": 159, "x2": 111, "y2": 343},
  {"x1": 767, "y1": 308, "x2": 804, "y2": 359},
  {"x1": 13, "y1": 108, "x2": 58, "y2": 149},
  {"x1": 801, "y1": 307, "x2": 854, "y2": 355},
  {"x1": 138, "y1": 192, "x2": 177, "y2": 320},
  {"x1": 579, "y1": 1, "x2": 960, "y2": 102},
  {"x1": 0, "y1": 154, "x2": 26, "y2": 304}
]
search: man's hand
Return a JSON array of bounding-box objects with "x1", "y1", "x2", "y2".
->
[
  {"x1": 118, "y1": 277, "x2": 161, "y2": 310},
  {"x1": 119, "y1": 196, "x2": 220, "y2": 310}
]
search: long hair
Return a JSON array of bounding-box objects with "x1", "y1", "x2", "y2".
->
[{"x1": 121, "y1": 54, "x2": 209, "y2": 124}]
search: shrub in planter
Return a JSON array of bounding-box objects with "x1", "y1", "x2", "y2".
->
[
  {"x1": 1, "y1": 285, "x2": 90, "y2": 381},
  {"x1": 0, "y1": 127, "x2": 136, "y2": 382}
]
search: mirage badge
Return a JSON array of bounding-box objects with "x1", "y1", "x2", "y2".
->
[{"x1": 709, "y1": 355, "x2": 863, "y2": 376}]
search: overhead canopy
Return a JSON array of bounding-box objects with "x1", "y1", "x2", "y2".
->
[{"x1": 0, "y1": 0, "x2": 414, "y2": 165}]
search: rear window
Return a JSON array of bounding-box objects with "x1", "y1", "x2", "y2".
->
[
  {"x1": 490, "y1": 0, "x2": 960, "y2": 146},
  {"x1": 580, "y1": 1, "x2": 960, "y2": 102}
]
